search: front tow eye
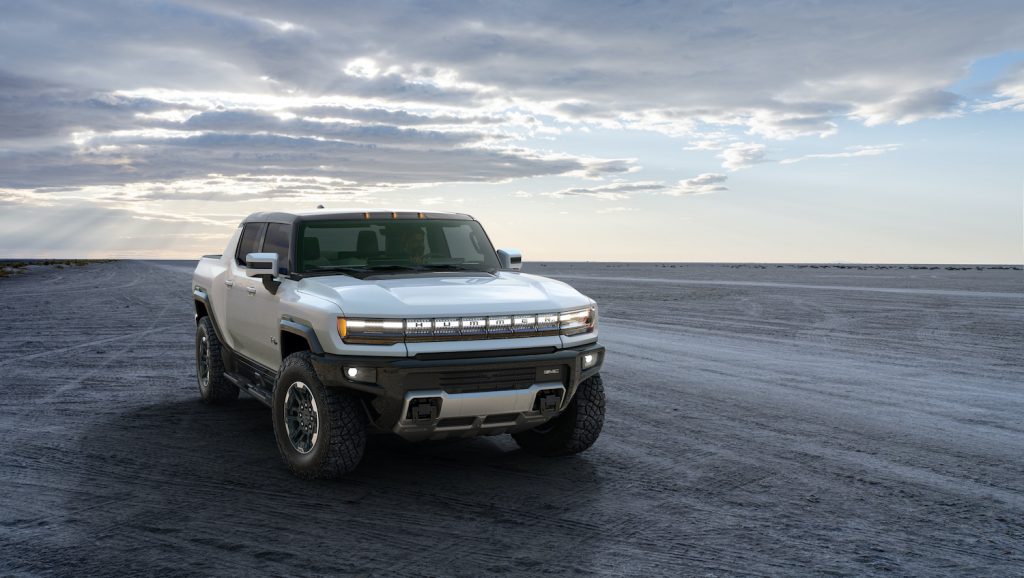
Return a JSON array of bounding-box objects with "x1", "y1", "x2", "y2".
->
[
  {"x1": 535, "y1": 390, "x2": 563, "y2": 415},
  {"x1": 407, "y1": 397, "x2": 441, "y2": 421}
]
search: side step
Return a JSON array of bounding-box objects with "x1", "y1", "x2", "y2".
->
[{"x1": 224, "y1": 372, "x2": 273, "y2": 406}]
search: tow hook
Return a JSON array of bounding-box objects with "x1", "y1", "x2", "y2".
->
[
  {"x1": 535, "y1": 389, "x2": 563, "y2": 415},
  {"x1": 407, "y1": 397, "x2": 441, "y2": 421}
]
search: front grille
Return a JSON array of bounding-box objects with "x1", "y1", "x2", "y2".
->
[{"x1": 438, "y1": 367, "x2": 536, "y2": 394}]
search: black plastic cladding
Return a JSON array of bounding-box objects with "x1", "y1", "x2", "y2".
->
[{"x1": 310, "y1": 343, "x2": 604, "y2": 430}]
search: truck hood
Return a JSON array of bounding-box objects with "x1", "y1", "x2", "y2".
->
[{"x1": 296, "y1": 271, "x2": 592, "y2": 317}]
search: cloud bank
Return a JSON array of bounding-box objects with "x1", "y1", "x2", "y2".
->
[{"x1": 0, "y1": 1, "x2": 1021, "y2": 256}]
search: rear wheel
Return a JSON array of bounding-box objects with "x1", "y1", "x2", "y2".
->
[
  {"x1": 513, "y1": 374, "x2": 605, "y2": 456},
  {"x1": 195, "y1": 317, "x2": 239, "y2": 404},
  {"x1": 273, "y1": 352, "x2": 367, "y2": 478}
]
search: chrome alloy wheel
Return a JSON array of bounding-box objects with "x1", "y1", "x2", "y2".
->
[
  {"x1": 284, "y1": 381, "x2": 319, "y2": 454},
  {"x1": 197, "y1": 334, "x2": 210, "y2": 391}
]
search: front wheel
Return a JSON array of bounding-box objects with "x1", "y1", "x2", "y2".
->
[
  {"x1": 272, "y1": 352, "x2": 367, "y2": 479},
  {"x1": 512, "y1": 374, "x2": 605, "y2": 456}
]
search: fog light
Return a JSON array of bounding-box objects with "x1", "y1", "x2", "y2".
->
[
  {"x1": 582, "y1": 353, "x2": 598, "y2": 369},
  {"x1": 344, "y1": 366, "x2": 376, "y2": 383}
]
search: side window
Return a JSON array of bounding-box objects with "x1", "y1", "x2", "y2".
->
[
  {"x1": 235, "y1": 223, "x2": 266, "y2": 266},
  {"x1": 262, "y1": 223, "x2": 292, "y2": 274}
]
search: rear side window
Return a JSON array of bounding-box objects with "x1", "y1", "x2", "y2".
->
[
  {"x1": 235, "y1": 223, "x2": 266, "y2": 265},
  {"x1": 262, "y1": 223, "x2": 292, "y2": 274}
]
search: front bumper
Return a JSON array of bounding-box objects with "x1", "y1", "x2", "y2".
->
[{"x1": 310, "y1": 343, "x2": 604, "y2": 441}]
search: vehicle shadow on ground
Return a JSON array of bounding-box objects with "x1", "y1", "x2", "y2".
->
[{"x1": 68, "y1": 397, "x2": 605, "y2": 574}]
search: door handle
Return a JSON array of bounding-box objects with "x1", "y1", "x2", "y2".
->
[
  {"x1": 224, "y1": 279, "x2": 234, "y2": 287},
  {"x1": 247, "y1": 286, "x2": 257, "y2": 295}
]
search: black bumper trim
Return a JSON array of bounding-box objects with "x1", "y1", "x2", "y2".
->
[{"x1": 309, "y1": 342, "x2": 604, "y2": 431}]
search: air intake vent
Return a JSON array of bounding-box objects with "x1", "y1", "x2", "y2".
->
[{"x1": 438, "y1": 367, "x2": 535, "y2": 393}]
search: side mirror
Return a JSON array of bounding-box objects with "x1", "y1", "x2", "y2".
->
[
  {"x1": 496, "y1": 248, "x2": 523, "y2": 271},
  {"x1": 246, "y1": 252, "x2": 282, "y2": 294},
  {"x1": 245, "y1": 252, "x2": 279, "y2": 279}
]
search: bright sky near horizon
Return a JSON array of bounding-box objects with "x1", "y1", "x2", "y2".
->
[{"x1": 1, "y1": 1, "x2": 1022, "y2": 263}]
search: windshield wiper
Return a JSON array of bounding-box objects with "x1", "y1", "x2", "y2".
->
[
  {"x1": 302, "y1": 264, "x2": 421, "y2": 278},
  {"x1": 413, "y1": 264, "x2": 479, "y2": 272},
  {"x1": 414, "y1": 264, "x2": 498, "y2": 274},
  {"x1": 302, "y1": 264, "x2": 494, "y2": 278},
  {"x1": 302, "y1": 265, "x2": 376, "y2": 278}
]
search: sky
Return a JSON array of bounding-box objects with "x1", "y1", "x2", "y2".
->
[{"x1": 0, "y1": 1, "x2": 1022, "y2": 263}]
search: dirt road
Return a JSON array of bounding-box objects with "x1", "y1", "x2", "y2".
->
[{"x1": 1, "y1": 260, "x2": 1021, "y2": 575}]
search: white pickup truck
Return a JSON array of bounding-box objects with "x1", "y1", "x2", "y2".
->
[{"x1": 193, "y1": 209, "x2": 605, "y2": 478}]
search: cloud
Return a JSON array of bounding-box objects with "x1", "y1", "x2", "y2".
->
[
  {"x1": 669, "y1": 173, "x2": 729, "y2": 195},
  {"x1": 176, "y1": 109, "x2": 496, "y2": 147},
  {"x1": 719, "y1": 143, "x2": 767, "y2": 171},
  {"x1": 976, "y1": 64, "x2": 1024, "y2": 112},
  {"x1": 539, "y1": 173, "x2": 727, "y2": 200},
  {"x1": 854, "y1": 89, "x2": 964, "y2": 125},
  {"x1": 0, "y1": 1, "x2": 1022, "y2": 258},
  {"x1": 544, "y1": 181, "x2": 668, "y2": 200},
  {"x1": 745, "y1": 108, "x2": 841, "y2": 140},
  {"x1": 290, "y1": 105, "x2": 506, "y2": 127},
  {"x1": 779, "y1": 144, "x2": 901, "y2": 165},
  {"x1": 0, "y1": 107, "x2": 634, "y2": 190},
  {"x1": 2, "y1": 1, "x2": 1020, "y2": 146},
  {"x1": 596, "y1": 206, "x2": 638, "y2": 214}
]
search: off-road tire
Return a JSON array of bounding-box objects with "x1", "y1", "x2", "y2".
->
[
  {"x1": 272, "y1": 352, "x2": 367, "y2": 479},
  {"x1": 512, "y1": 374, "x2": 605, "y2": 456},
  {"x1": 196, "y1": 317, "x2": 239, "y2": 404}
]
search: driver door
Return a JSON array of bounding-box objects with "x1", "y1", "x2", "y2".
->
[{"x1": 227, "y1": 222, "x2": 292, "y2": 371}]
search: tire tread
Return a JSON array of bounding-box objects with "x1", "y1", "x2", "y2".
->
[
  {"x1": 512, "y1": 374, "x2": 605, "y2": 456},
  {"x1": 197, "y1": 317, "x2": 239, "y2": 404},
  {"x1": 275, "y1": 352, "x2": 366, "y2": 479}
]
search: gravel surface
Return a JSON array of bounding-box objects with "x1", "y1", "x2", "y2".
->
[{"x1": 1, "y1": 260, "x2": 1021, "y2": 575}]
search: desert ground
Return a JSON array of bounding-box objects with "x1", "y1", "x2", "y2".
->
[{"x1": 1, "y1": 260, "x2": 1021, "y2": 575}]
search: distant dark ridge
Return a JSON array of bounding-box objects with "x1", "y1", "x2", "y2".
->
[
  {"x1": 0, "y1": 259, "x2": 116, "y2": 263},
  {"x1": 0, "y1": 259, "x2": 113, "y2": 278}
]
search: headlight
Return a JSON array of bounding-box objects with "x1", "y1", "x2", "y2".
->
[
  {"x1": 337, "y1": 317, "x2": 405, "y2": 345},
  {"x1": 559, "y1": 307, "x2": 596, "y2": 336},
  {"x1": 338, "y1": 306, "x2": 596, "y2": 344}
]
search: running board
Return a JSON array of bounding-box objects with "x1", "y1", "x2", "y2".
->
[{"x1": 224, "y1": 372, "x2": 273, "y2": 407}]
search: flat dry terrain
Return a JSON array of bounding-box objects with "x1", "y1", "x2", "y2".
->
[{"x1": 1, "y1": 260, "x2": 1021, "y2": 575}]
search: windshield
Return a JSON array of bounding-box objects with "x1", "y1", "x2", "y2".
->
[{"x1": 296, "y1": 219, "x2": 501, "y2": 275}]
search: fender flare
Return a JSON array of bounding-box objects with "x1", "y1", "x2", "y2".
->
[
  {"x1": 279, "y1": 319, "x2": 325, "y2": 355},
  {"x1": 193, "y1": 288, "x2": 226, "y2": 342}
]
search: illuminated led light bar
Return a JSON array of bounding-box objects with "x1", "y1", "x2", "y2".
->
[
  {"x1": 460, "y1": 317, "x2": 487, "y2": 335},
  {"x1": 405, "y1": 319, "x2": 433, "y2": 334},
  {"x1": 338, "y1": 307, "x2": 595, "y2": 344},
  {"x1": 433, "y1": 318, "x2": 461, "y2": 335},
  {"x1": 345, "y1": 319, "x2": 404, "y2": 333},
  {"x1": 512, "y1": 315, "x2": 537, "y2": 332},
  {"x1": 487, "y1": 316, "x2": 512, "y2": 333},
  {"x1": 536, "y1": 313, "x2": 559, "y2": 330},
  {"x1": 338, "y1": 318, "x2": 404, "y2": 344}
]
